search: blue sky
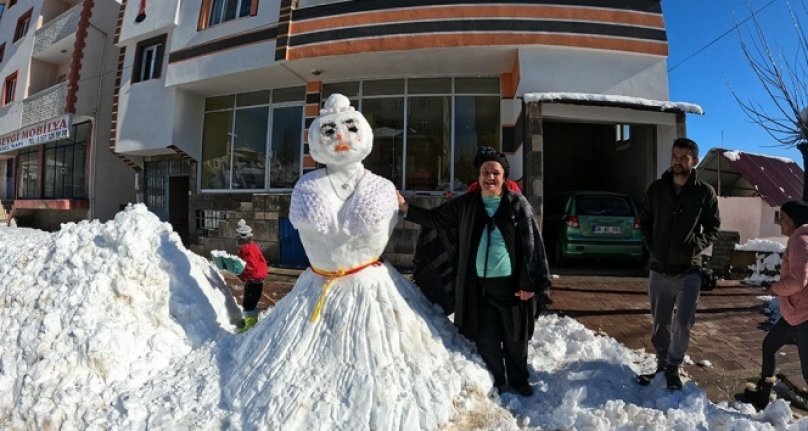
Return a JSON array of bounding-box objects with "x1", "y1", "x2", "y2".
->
[{"x1": 663, "y1": 0, "x2": 805, "y2": 162}]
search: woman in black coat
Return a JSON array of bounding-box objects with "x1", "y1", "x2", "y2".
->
[{"x1": 397, "y1": 147, "x2": 551, "y2": 396}]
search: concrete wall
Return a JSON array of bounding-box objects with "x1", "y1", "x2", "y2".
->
[
  {"x1": 172, "y1": 89, "x2": 204, "y2": 160},
  {"x1": 116, "y1": 78, "x2": 178, "y2": 154},
  {"x1": 517, "y1": 47, "x2": 669, "y2": 100},
  {"x1": 718, "y1": 197, "x2": 784, "y2": 243},
  {"x1": 118, "y1": 0, "x2": 179, "y2": 44},
  {"x1": 88, "y1": 0, "x2": 137, "y2": 221},
  {"x1": 0, "y1": 1, "x2": 41, "y2": 136},
  {"x1": 165, "y1": 0, "x2": 281, "y2": 87}
]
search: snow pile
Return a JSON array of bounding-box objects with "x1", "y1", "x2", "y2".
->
[
  {"x1": 0, "y1": 204, "x2": 240, "y2": 429},
  {"x1": 736, "y1": 239, "x2": 786, "y2": 253},
  {"x1": 1, "y1": 206, "x2": 807, "y2": 430}
]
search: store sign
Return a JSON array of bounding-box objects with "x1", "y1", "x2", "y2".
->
[{"x1": 0, "y1": 114, "x2": 72, "y2": 154}]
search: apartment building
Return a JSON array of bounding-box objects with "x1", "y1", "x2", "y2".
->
[
  {"x1": 113, "y1": 0, "x2": 699, "y2": 267},
  {"x1": 0, "y1": 0, "x2": 135, "y2": 230}
]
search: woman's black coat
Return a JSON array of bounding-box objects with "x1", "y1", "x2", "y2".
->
[{"x1": 406, "y1": 188, "x2": 551, "y2": 340}]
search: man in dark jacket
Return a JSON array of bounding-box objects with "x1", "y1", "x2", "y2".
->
[
  {"x1": 397, "y1": 147, "x2": 551, "y2": 397},
  {"x1": 638, "y1": 137, "x2": 720, "y2": 390}
]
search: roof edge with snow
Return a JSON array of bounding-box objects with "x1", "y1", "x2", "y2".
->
[{"x1": 523, "y1": 92, "x2": 703, "y2": 115}]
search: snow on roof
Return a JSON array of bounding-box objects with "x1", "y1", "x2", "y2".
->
[
  {"x1": 524, "y1": 92, "x2": 703, "y2": 114},
  {"x1": 700, "y1": 148, "x2": 804, "y2": 206}
]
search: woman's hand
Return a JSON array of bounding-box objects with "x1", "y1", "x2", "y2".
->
[
  {"x1": 514, "y1": 290, "x2": 535, "y2": 301},
  {"x1": 396, "y1": 191, "x2": 408, "y2": 213}
]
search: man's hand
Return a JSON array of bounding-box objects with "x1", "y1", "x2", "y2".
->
[
  {"x1": 515, "y1": 290, "x2": 535, "y2": 301},
  {"x1": 396, "y1": 191, "x2": 408, "y2": 213}
]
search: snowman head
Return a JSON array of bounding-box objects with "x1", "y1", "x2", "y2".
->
[{"x1": 308, "y1": 94, "x2": 373, "y2": 168}]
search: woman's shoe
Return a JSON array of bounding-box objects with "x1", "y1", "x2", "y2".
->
[{"x1": 744, "y1": 377, "x2": 774, "y2": 411}]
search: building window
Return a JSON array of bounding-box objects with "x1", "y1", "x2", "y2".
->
[
  {"x1": 132, "y1": 35, "x2": 166, "y2": 83},
  {"x1": 0, "y1": 44, "x2": 6, "y2": 63},
  {"x1": 322, "y1": 77, "x2": 501, "y2": 192},
  {"x1": 14, "y1": 9, "x2": 33, "y2": 42},
  {"x1": 201, "y1": 87, "x2": 304, "y2": 191},
  {"x1": 17, "y1": 147, "x2": 40, "y2": 199},
  {"x1": 3, "y1": 72, "x2": 17, "y2": 105},
  {"x1": 43, "y1": 122, "x2": 89, "y2": 199},
  {"x1": 198, "y1": 0, "x2": 257, "y2": 29}
]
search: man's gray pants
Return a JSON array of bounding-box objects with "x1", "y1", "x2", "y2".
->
[{"x1": 649, "y1": 270, "x2": 701, "y2": 367}]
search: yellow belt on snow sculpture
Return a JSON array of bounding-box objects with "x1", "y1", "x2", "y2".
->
[{"x1": 309, "y1": 258, "x2": 382, "y2": 322}]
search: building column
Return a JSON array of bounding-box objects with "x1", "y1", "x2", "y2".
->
[{"x1": 524, "y1": 102, "x2": 544, "y2": 223}]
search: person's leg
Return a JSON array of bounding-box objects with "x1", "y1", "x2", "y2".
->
[
  {"x1": 240, "y1": 280, "x2": 264, "y2": 331},
  {"x1": 747, "y1": 318, "x2": 795, "y2": 409},
  {"x1": 242, "y1": 280, "x2": 264, "y2": 314},
  {"x1": 667, "y1": 272, "x2": 701, "y2": 367},
  {"x1": 792, "y1": 321, "x2": 808, "y2": 386},
  {"x1": 501, "y1": 303, "x2": 530, "y2": 391},
  {"x1": 476, "y1": 296, "x2": 507, "y2": 388},
  {"x1": 762, "y1": 318, "x2": 794, "y2": 378},
  {"x1": 649, "y1": 271, "x2": 677, "y2": 367}
]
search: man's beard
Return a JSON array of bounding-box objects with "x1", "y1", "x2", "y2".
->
[{"x1": 672, "y1": 164, "x2": 690, "y2": 175}]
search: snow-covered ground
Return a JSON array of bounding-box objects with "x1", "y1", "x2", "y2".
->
[{"x1": 1, "y1": 204, "x2": 806, "y2": 430}]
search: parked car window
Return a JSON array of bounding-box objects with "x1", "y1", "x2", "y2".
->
[{"x1": 576, "y1": 195, "x2": 634, "y2": 216}]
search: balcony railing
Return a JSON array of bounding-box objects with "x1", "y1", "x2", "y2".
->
[
  {"x1": 33, "y1": 4, "x2": 81, "y2": 57},
  {"x1": 22, "y1": 82, "x2": 67, "y2": 127}
]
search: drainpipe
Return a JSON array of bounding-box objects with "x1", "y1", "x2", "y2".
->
[{"x1": 85, "y1": 20, "x2": 108, "y2": 221}]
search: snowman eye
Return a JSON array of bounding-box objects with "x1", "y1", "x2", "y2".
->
[
  {"x1": 343, "y1": 119, "x2": 358, "y2": 133},
  {"x1": 321, "y1": 122, "x2": 336, "y2": 136}
]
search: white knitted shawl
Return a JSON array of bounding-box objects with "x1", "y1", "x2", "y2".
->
[{"x1": 289, "y1": 169, "x2": 398, "y2": 236}]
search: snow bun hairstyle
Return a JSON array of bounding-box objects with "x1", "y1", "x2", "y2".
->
[{"x1": 473, "y1": 146, "x2": 510, "y2": 179}]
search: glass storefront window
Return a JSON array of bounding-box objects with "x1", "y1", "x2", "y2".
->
[
  {"x1": 453, "y1": 95, "x2": 500, "y2": 191},
  {"x1": 272, "y1": 86, "x2": 305, "y2": 103},
  {"x1": 269, "y1": 106, "x2": 302, "y2": 189},
  {"x1": 362, "y1": 97, "x2": 404, "y2": 187},
  {"x1": 236, "y1": 90, "x2": 269, "y2": 107},
  {"x1": 406, "y1": 96, "x2": 450, "y2": 191},
  {"x1": 201, "y1": 111, "x2": 233, "y2": 189},
  {"x1": 17, "y1": 148, "x2": 38, "y2": 198},
  {"x1": 201, "y1": 87, "x2": 303, "y2": 191},
  {"x1": 44, "y1": 123, "x2": 88, "y2": 199},
  {"x1": 322, "y1": 82, "x2": 360, "y2": 99},
  {"x1": 200, "y1": 79, "x2": 499, "y2": 193},
  {"x1": 409, "y1": 78, "x2": 451, "y2": 94},
  {"x1": 454, "y1": 77, "x2": 499, "y2": 94},
  {"x1": 17, "y1": 122, "x2": 88, "y2": 199},
  {"x1": 363, "y1": 79, "x2": 404, "y2": 96},
  {"x1": 232, "y1": 106, "x2": 268, "y2": 189}
]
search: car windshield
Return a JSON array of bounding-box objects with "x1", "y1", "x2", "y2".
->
[{"x1": 576, "y1": 195, "x2": 634, "y2": 216}]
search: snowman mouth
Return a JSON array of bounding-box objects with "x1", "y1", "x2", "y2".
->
[{"x1": 335, "y1": 143, "x2": 351, "y2": 152}]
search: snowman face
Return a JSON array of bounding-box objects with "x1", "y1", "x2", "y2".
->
[{"x1": 309, "y1": 111, "x2": 373, "y2": 166}]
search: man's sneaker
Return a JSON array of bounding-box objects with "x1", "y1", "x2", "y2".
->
[
  {"x1": 514, "y1": 383, "x2": 534, "y2": 397},
  {"x1": 636, "y1": 363, "x2": 666, "y2": 386},
  {"x1": 665, "y1": 366, "x2": 683, "y2": 390}
]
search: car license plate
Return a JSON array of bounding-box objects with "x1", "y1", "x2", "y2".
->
[{"x1": 593, "y1": 225, "x2": 622, "y2": 234}]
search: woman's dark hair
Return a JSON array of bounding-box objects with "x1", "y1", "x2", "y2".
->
[{"x1": 473, "y1": 146, "x2": 510, "y2": 178}]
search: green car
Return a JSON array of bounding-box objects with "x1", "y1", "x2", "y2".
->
[{"x1": 544, "y1": 191, "x2": 645, "y2": 265}]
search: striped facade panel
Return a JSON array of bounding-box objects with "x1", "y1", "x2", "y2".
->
[{"x1": 287, "y1": 1, "x2": 667, "y2": 60}]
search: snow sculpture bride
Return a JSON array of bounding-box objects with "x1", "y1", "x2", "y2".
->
[{"x1": 226, "y1": 94, "x2": 493, "y2": 430}]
